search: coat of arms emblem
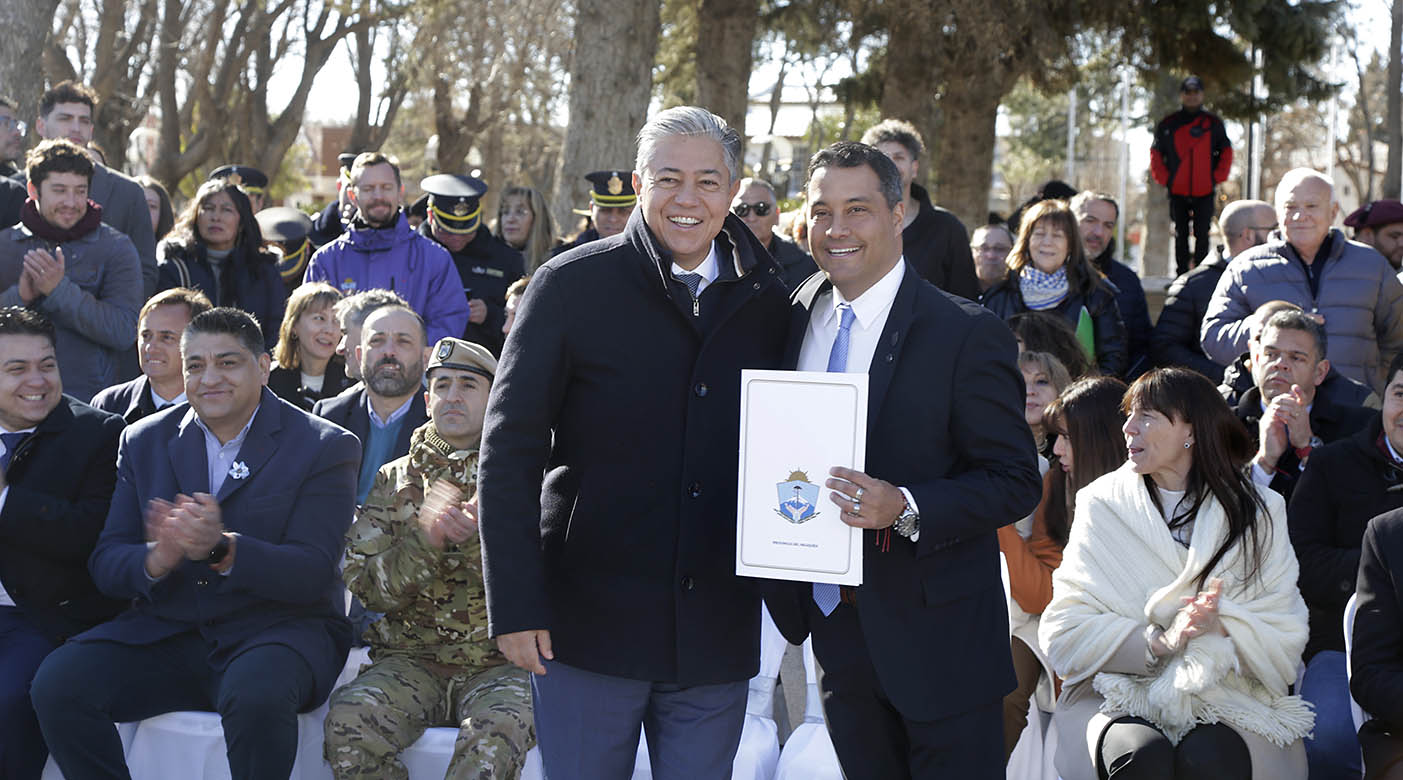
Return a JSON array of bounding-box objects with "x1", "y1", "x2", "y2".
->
[
  {"x1": 775, "y1": 469, "x2": 819, "y2": 524},
  {"x1": 607, "y1": 173, "x2": 623, "y2": 195}
]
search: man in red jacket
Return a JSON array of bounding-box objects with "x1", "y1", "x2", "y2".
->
[{"x1": 1152, "y1": 76, "x2": 1233, "y2": 276}]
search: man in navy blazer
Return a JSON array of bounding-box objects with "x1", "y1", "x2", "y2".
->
[
  {"x1": 32, "y1": 307, "x2": 361, "y2": 780},
  {"x1": 763, "y1": 143, "x2": 1041, "y2": 778}
]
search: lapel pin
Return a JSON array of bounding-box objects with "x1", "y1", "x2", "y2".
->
[{"x1": 228, "y1": 461, "x2": 249, "y2": 480}]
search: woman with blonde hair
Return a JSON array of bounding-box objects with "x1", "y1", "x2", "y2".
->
[
  {"x1": 268, "y1": 282, "x2": 352, "y2": 410},
  {"x1": 494, "y1": 186, "x2": 557, "y2": 274}
]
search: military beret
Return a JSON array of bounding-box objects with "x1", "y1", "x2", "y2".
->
[
  {"x1": 209, "y1": 164, "x2": 269, "y2": 193},
  {"x1": 421, "y1": 173, "x2": 487, "y2": 235},
  {"x1": 427, "y1": 337, "x2": 496, "y2": 380},
  {"x1": 1344, "y1": 199, "x2": 1403, "y2": 229},
  {"x1": 584, "y1": 170, "x2": 637, "y2": 208}
]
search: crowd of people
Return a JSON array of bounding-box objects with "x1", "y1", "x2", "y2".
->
[{"x1": 6, "y1": 70, "x2": 1403, "y2": 780}]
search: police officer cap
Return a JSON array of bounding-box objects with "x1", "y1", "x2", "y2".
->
[
  {"x1": 1344, "y1": 199, "x2": 1403, "y2": 229},
  {"x1": 209, "y1": 164, "x2": 269, "y2": 193},
  {"x1": 408, "y1": 194, "x2": 429, "y2": 222},
  {"x1": 421, "y1": 174, "x2": 488, "y2": 235},
  {"x1": 427, "y1": 337, "x2": 497, "y2": 380},
  {"x1": 584, "y1": 170, "x2": 637, "y2": 208},
  {"x1": 254, "y1": 207, "x2": 313, "y2": 244},
  {"x1": 1180, "y1": 76, "x2": 1204, "y2": 92},
  {"x1": 338, "y1": 153, "x2": 358, "y2": 171}
]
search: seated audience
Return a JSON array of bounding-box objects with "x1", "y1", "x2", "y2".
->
[
  {"x1": 31, "y1": 307, "x2": 360, "y2": 780},
  {"x1": 1042, "y1": 368, "x2": 1312, "y2": 780},
  {"x1": 1351, "y1": 495, "x2": 1403, "y2": 779},
  {"x1": 1019, "y1": 350, "x2": 1071, "y2": 458},
  {"x1": 1008, "y1": 311, "x2": 1096, "y2": 380},
  {"x1": 0, "y1": 307, "x2": 125, "y2": 779},
  {"x1": 1287, "y1": 352, "x2": 1403, "y2": 780},
  {"x1": 0, "y1": 140, "x2": 142, "y2": 401},
  {"x1": 156, "y1": 178, "x2": 287, "y2": 349},
  {"x1": 982, "y1": 199, "x2": 1127, "y2": 376},
  {"x1": 331, "y1": 288, "x2": 410, "y2": 384},
  {"x1": 1000, "y1": 375, "x2": 1126, "y2": 760},
  {"x1": 1219, "y1": 299, "x2": 1376, "y2": 412},
  {"x1": 91, "y1": 287, "x2": 213, "y2": 423},
  {"x1": 269, "y1": 282, "x2": 352, "y2": 410},
  {"x1": 494, "y1": 185, "x2": 557, "y2": 275},
  {"x1": 326, "y1": 337, "x2": 535, "y2": 778},
  {"x1": 1073, "y1": 192, "x2": 1153, "y2": 378}
]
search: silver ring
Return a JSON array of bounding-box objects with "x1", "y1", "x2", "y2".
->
[
  {"x1": 855, "y1": 487, "x2": 865, "y2": 500},
  {"x1": 852, "y1": 501, "x2": 862, "y2": 513}
]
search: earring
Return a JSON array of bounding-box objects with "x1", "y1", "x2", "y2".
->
[{"x1": 1184, "y1": 441, "x2": 1192, "y2": 449}]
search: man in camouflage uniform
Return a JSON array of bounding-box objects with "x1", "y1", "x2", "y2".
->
[{"x1": 324, "y1": 337, "x2": 534, "y2": 779}]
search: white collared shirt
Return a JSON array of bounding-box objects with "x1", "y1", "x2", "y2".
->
[
  {"x1": 0, "y1": 424, "x2": 37, "y2": 607},
  {"x1": 795, "y1": 259, "x2": 919, "y2": 537},
  {"x1": 193, "y1": 405, "x2": 259, "y2": 495},
  {"x1": 150, "y1": 385, "x2": 186, "y2": 409},
  {"x1": 670, "y1": 241, "x2": 720, "y2": 297},
  {"x1": 366, "y1": 393, "x2": 415, "y2": 429}
]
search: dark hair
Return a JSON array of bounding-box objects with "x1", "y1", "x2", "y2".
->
[
  {"x1": 349, "y1": 152, "x2": 402, "y2": 187},
  {"x1": 0, "y1": 306, "x2": 56, "y2": 347},
  {"x1": 1389, "y1": 352, "x2": 1403, "y2": 389},
  {"x1": 1124, "y1": 368, "x2": 1270, "y2": 589},
  {"x1": 1007, "y1": 312, "x2": 1095, "y2": 379},
  {"x1": 859, "y1": 119, "x2": 924, "y2": 161},
  {"x1": 806, "y1": 142, "x2": 903, "y2": 210},
  {"x1": 140, "y1": 287, "x2": 213, "y2": 323},
  {"x1": 1260, "y1": 309, "x2": 1328, "y2": 361},
  {"x1": 166, "y1": 179, "x2": 274, "y2": 286},
  {"x1": 39, "y1": 81, "x2": 98, "y2": 120},
  {"x1": 26, "y1": 139, "x2": 94, "y2": 187},
  {"x1": 1008, "y1": 200, "x2": 1104, "y2": 299},
  {"x1": 1070, "y1": 191, "x2": 1120, "y2": 223},
  {"x1": 1042, "y1": 377, "x2": 1128, "y2": 545},
  {"x1": 137, "y1": 175, "x2": 175, "y2": 240},
  {"x1": 182, "y1": 307, "x2": 266, "y2": 358}
]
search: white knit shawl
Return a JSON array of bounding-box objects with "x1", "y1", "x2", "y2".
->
[{"x1": 1038, "y1": 464, "x2": 1314, "y2": 745}]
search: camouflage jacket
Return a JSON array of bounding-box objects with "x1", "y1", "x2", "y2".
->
[{"x1": 343, "y1": 423, "x2": 503, "y2": 670}]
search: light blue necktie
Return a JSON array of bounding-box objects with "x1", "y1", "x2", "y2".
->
[{"x1": 813, "y1": 303, "x2": 856, "y2": 617}]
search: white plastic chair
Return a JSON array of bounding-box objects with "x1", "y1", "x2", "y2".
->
[
  {"x1": 1343, "y1": 591, "x2": 1370, "y2": 732},
  {"x1": 773, "y1": 639, "x2": 843, "y2": 780},
  {"x1": 40, "y1": 722, "x2": 139, "y2": 780}
]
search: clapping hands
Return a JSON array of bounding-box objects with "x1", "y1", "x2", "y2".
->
[{"x1": 1154, "y1": 578, "x2": 1228, "y2": 657}]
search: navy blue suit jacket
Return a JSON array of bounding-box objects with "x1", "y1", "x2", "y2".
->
[
  {"x1": 82, "y1": 388, "x2": 361, "y2": 705},
  {"x1": 764, "y1": 264, "x2": 1042, "y2": 721},
  {"x1": 312, "y1": 384, "x2": 427, "y2": 461}
]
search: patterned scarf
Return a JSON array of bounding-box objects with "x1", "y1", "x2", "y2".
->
[{"x1": 1019, "y1": 265, "x2": 1069, "y2": 311}]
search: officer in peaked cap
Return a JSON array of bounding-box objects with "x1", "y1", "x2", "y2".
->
[
  {"x1": 418, "y1": 173, "x2": 524, "y2": 357},
  {"x1": 309, "y1": 153, "x2": 361, "y2": 248},
  {"x1": 256, "y1": 206, "x2": 315, "y2": 292},
  {"x1": 407, "y1": 193, "x2": 430, "y2": 230},
  {"x1": 210, "y1": 164, "x2": 270, "y2": 212},
  {"x1": 551, "y1": 169, "x2": 638, "y2": 257},
  {"x1": 1345, "y1": 199, "x2": 1403, "y2": 271}
]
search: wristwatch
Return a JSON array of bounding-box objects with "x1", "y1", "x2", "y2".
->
[
  {"x1": 892, "y1": 499, "x2": 920, "y2": 539},
  {"x1": 207, "y1": 534, "x2": 231, "y2": 566}
]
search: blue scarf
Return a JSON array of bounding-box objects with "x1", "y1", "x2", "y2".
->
[{"x1": 1019, "y1": 265, "x2": 1069, "y2": 311}]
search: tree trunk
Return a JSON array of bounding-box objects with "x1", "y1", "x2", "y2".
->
[
  {"x1": 2, "y1": 0, "x2": 61, "y2": 133},
  {"x1": 1386, "y1": 0, "x2": 1402, "y2": 199},
  {"x1": 693, "y1": 0, "x2": 756, "y2": 142},
  {"x1": 879, "y1": 0, "x2": 941, "y2": 191},
  {"x1": 758, "y1": 59, "x2": 786, "y2": 178},
  {"x1": 932, "y1": 69, "x2": 1009, "y2": 231},
  {"x1": 550, "y1": 0, "x2": 660, "y2": 231}
]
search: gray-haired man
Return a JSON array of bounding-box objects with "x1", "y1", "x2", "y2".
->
[{"x1": 478, "y1": 106, "x2": 791, "y2": 779}]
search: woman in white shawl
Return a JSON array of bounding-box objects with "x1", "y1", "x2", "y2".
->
[{"x1": 1040, "y1": 367, "x2": 1312, "y2": 779}]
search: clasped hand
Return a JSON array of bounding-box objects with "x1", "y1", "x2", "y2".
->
[
  {"x1": 144, "y1": 493, "x2": 224, "y2": 576},
  {"x1": 1154, "y1": 577, "x2": 1228, "y2": 657},
  {"x1": 417, "y1": 479, "x2": 479, "y2": 549},
  {"x1": 19, "y1": 247, "x2": 65, "y2": 304}
]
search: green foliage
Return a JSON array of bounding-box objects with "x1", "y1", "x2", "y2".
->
[{"x1": 656, "y1": 0, "x2": 700, "y2": 107}]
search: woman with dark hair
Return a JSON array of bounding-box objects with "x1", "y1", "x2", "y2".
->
[
  {"x1": 136, "y1": 175, "x2": 174, "y2": 241},
  {"x1": 268, "y1": 282, "x2": 352, "y2": 410},
  {"x1": 1000, "y1": 375, "x2": 1127, "y2": 759},
  {"x1": 983, "y1": 200, "x2": 1127, "y2": 376},
  {"x1": 1041, "y1": 368, "x2": 1312, "y2": 779},
  {"x1": 1009, "y1": 311, "x2": 1096, "y2": 379},
  {"x1": 156, "y1": 178, "x2": 286, "y2": 349},
  {"x1": 493, "y1": 186, "x2": 557, "y2": 275}
]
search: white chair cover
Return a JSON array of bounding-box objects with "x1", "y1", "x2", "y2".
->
[
  {"x1": 40, "y1": 722, "x2": 139, "y2": 780},
  {"x1": 1343, "y1": 591, "x2": 1370, "y2": 732},
  {"x1": 773, "y1": 640, "x2": 842, "y2": 780}
]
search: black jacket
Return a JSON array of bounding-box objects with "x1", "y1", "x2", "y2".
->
[
  {"x1": 308, "y1": 200, "x2": 348, "y2": 248},
  {"x1": 418, "y1": 223, "x2": 525, "y2": 356},
  {"x1": 312, "y1": 384, "x2": 427, "y2": 462},
  {"x1": 1090, "y1": 242, "x2": 1153, "y2": 378},
  {"x1": 0, "y1": 175, "x2": 24, "y2": 229},
  {"x1": 768, "y1": 234, "x2": 818, "y2": 292},
  {"x1": 155, "y1": 239, "x2": 287, "y2": 350},
  {"x1": 90, "y1": 374, "x2": 178, "y2": 425},
  {"x1": 1153, "y1": 246, "x2": 1229, "y2": 378},
  {"x1": 1351, "y1": 505, "x2": 1403, "y2": 728},
  {"x1": 0, "y1": 396, "x2": 127, "y2": 643},
  {"x1": 478, "y1": 209, "x2": 790, "y2": 685},
  {"x1": 1235, "y1": 386, "x2": 1373, "y2": 501},
  {"x1": 1288, "y1": 417, "x2": 1403, "y2": 660},
  {"x1": 981, "y1": 274, "x2": 1129, "y2": 376},
  {"x1": 550, "y1": 227, "x2": 601, "y2": 258},
  {"x1": 269, "y1": 356, "x2": 353, "y2": 412},
  {"x1": 903, "y1": 184, "x2": 980, "y2": 301},
  {"x1": 1220, "y1": 353, "x2": 1376, "y2": 410}
]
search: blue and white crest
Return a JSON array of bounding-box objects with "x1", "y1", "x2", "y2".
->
[{"x1": 775, "y1": 470, "x2": 820, "y2": 524}]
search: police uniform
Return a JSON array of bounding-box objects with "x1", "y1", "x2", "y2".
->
[
  {"x1": 256, "y1": 206, "x2": 315, "y2": 293},
  {"x1": 209, "y1": 164, "x2": 270, "y2": 211},
  {"x1": 416, "y1": 175, "x2": 524, "y2": 356},
  {"x1": 326, "y1": 339, "x2": 534, "y2": 780},
  {"x1": 309, "y1": 154, "x2": 358, "y2": 248},
  {"x1": 550, "y1": 170, "x2": 637, "y2": 257}
]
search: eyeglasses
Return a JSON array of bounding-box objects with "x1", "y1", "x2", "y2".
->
[
  {"x1": 732, "y1": 202, "x2": 772, "y2": 218},
  {"x1": 0, "y1": 117, "x2": 25, "y2": 134}
]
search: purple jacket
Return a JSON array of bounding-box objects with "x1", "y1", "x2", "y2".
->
[{"x1": 303, "y1": 213, "x2": 469, "y2": 345}]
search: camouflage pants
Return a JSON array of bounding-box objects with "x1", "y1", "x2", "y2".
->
[{"x1": 324, "y1": 655, "x2": 535, "y2": 780}]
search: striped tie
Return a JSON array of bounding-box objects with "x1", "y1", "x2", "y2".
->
[{"x1": 813, "y1": 303, "x2": 856, "y2": 616}]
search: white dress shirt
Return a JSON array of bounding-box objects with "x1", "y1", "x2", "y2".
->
[
  {"x1": 670, "y1": 241, "x2": 720, "y2": 296},
  {"x1": 795, "y1": 259, "x2": 919, "y2": 537},
  {"x1": 150, "y1": 385, "x2": 186, "y2": 409}
]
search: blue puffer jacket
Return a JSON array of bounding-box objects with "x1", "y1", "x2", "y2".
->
[{"x1": 1201, "y1": 230, "x2": 1403, "y2": 392}]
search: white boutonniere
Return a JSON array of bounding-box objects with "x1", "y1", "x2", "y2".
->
[{"x1": 228, "y1": 461, "x2": 250, "y2": 480}]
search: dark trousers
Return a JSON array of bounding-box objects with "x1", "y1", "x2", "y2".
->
[
  {"x1": 0, "y1": 607, "x2": 57, "y2": 780},
  {"x1": 31, "y1": 632, "x2": 317, "y2": 780},
  {"x1": 1097, "y1": 715, "x2": 1251, "y2": 779},
  {"x1": 811, "y1": 601, "x2": 1004, "y2": 780},
  {"x1": 1169, "y1": 194, "x2": 1215, "y2": 276},
  {"x1": 530, "y1": 659, "x2": 747, "y2": 780}
]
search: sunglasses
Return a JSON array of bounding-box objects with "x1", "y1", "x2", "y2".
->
[{"x1": 732, "y1": 202, "x2": 772, "y2": 218}]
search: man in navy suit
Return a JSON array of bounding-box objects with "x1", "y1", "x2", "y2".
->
[
  {"x1": 764, "y1": 142, "x2": 1041, "y2": 778},
  {"x1": 31, "y1": 307, "x2": 361, "y2": 780}
]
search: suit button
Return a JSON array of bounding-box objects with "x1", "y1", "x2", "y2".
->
[
  {"x1": 681, "y1": 576, "x2": 695, "y2": 590},
  {"x1": 694, "y1": 382, "x2": 708, "y2": 397},
  {"x1": 1341, "y1": 580, "x2": 1353, "y2": 593},
  {"x1": 688, "y1": 482, "x2": 703, "y2": 498},
  {"x1": 884, "y1": 353, "x2": 894, "y2": 363},
  {"x1": 752, "y1": 282, "x2": 761, "y2": 290},
  {"x1": 196, "y1": 578, "x2": 210, "y2": 587}
]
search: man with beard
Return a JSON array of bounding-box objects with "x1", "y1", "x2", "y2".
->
[
  {"x1": 314, "y1": 304, "x2": 429, "y2": 505},
  {"x1": 1071, "y1": 192, "x2": 1152, "y2": 378},
  {"x1": 418, "y1": 174, "x2": 524, "y2": 356},
  {"x1": 1345, "y1": 199, "x2": 1403, "y2": 277},
  {"x1": 303, "y1": 153, "x2": 468, "y2": 346}
]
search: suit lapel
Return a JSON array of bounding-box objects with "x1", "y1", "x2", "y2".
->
[
  {"x1": 168, "y1": 411, "x2": 211, "y2": 495},
  {"x1": 215, "y1": 390, "x2": 284, "y2": 503},
  {"x1": 784, "y1": 274, "x2": 830, "y2": 368},
  {"x1": 863, "y1": 265, "x2": 918, "y2": 433}
]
